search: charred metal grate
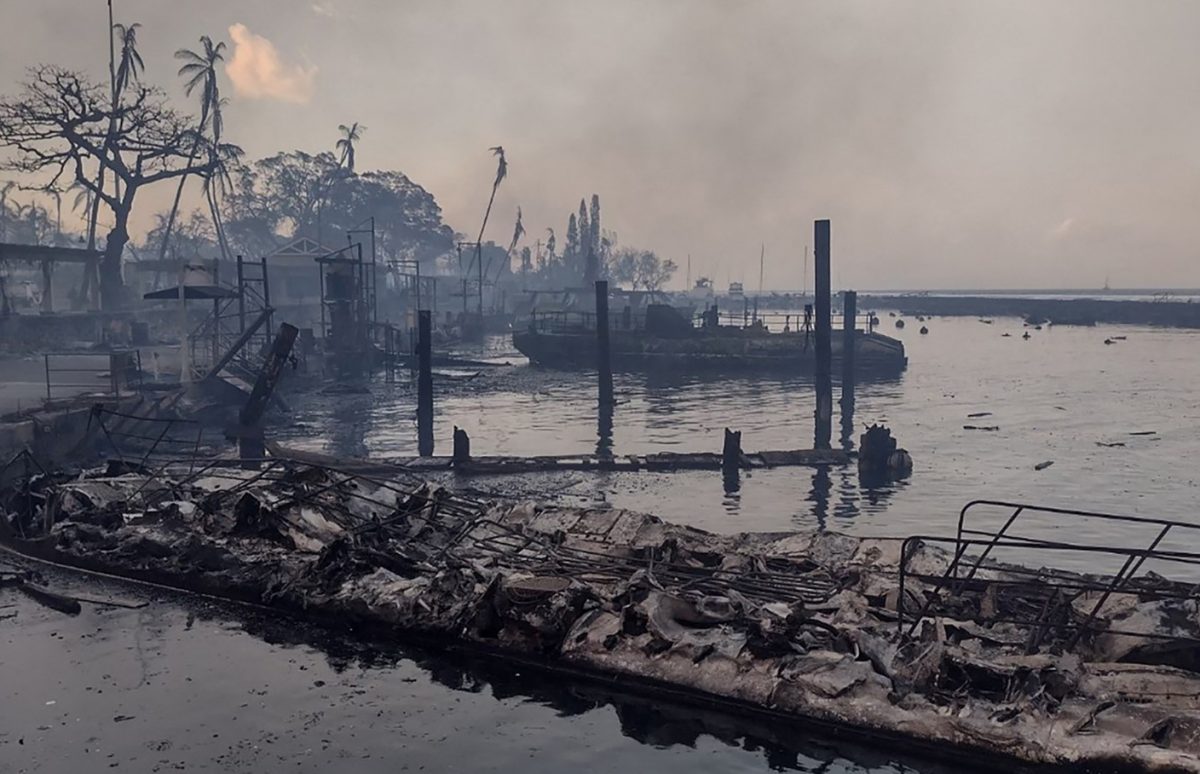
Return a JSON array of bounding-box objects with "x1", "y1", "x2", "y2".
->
[{"x1": 446, "y1": 518, "x2": 840, "y2": 607}]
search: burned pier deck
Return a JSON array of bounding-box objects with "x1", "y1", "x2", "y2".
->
[
  {"x1": 267, "y1": 442, "x2": 850, "y2": 475},
  {"x1": 5, "y1": 462, "x2": 1200, "y2": 772}
]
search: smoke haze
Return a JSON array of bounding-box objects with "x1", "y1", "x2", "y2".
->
[{"x1": 2, "y1": 0, "x2": 1197, "y2": 289}]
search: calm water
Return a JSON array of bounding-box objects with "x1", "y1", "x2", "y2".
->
[{"x1": 279, "y1": 314, "x2": 1200, "y2": 566}]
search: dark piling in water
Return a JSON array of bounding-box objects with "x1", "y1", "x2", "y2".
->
[
  {"x1": 596, "y1": 281, "x2": 614, "y2": 408},
  {"x1": 452, "y1": 426, "x2": 471, "y2": 465},
  {"x1": 722, "y1": 427, "x2": 742, "y2": 493},
  {"x1": 840, "y1": 290, "x2": 857, "y2": 450},
  {"x1": 417, "y1": 310, "x2": 434, "y2": 456},
  {"x1": 814, "y1": 220, "x2": 832, "y2": 450}
]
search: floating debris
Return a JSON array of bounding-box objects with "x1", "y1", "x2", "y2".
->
[
  {"x1": 1034, "y1": 460, "x2": 1055, "y2": 471},
  {"x1": 963, "y1": 425, "x2": 1000, "y2": 431},
  {"x1": 967, "y1": 412, "x2": 993, "y2": 419}
]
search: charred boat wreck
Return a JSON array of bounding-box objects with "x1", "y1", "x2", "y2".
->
[
  {"x1": 4, "y1": 463, "x2": 1200, "y2": 771},
  {"x1": 513, "y1": 303, "x2": 907, "y2": 373}
]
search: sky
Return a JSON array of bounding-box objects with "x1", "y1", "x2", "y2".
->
[{"x1": 2, "y1": 0, "x2": 1198, "y2": 290}]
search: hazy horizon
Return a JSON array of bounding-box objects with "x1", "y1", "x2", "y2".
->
[{"x1": 2, "y1": 0, "x2": 1198, "y2": 291}]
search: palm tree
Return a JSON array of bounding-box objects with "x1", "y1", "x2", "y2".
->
[
  {"x1": 0, "y1": 181, "x2": 15, "y2": 239},
  {"x1": 201, "y1": 138, "x2": 245, "y2": 262},
  {"x1": 177, "y1": 36, "x2": 227, "y2": 136},
  {"x1": 44, "y1": 188, "x2": 62, "y2": 244},
  {"x1": 159, "y1": 35, "x2": 227, "y2": 264},
  {"x1": 336, "y1": 122, "x2": 366, "y2": 172},
  {"x1": 112, "y1": 23, "x2": 145, "y2": 97}
]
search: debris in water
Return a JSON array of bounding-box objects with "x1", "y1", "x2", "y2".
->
[
  {"x1": 1034, "y1": 460, "x2": 1055, "y2": 471},
  {"x1": 963, "y1": 425, "x2": 999, "y2": 431},
  {"x1": 967, "y1": 412, "x2": 992, "y2": 418}
]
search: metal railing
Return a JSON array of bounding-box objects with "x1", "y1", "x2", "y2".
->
[
  {"x1": 43, "y1": 351, "x2": 143, "y2": 402},
  {"x1": 897, "y1": 500, "x2": 1200, "y2": 650}
]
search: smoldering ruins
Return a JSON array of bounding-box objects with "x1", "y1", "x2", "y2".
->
[
  {"x1": 8, "y1": 457, "x2": 1200, "y2": 772},
  {"x1": 3, "y1": 2, "x2": 1200, "y2": 772}
]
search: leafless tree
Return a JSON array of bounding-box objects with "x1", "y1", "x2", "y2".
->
[{"x1": 0, "y1": 66, "x2": 212, "y2": 307}]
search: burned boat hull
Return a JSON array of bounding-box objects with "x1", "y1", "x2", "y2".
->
[{"x1": 512, "y1": 328, "x2": 907, "y2": 374}]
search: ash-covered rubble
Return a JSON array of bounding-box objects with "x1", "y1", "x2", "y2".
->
[{"x1": 4, "y1": 461, "x2": 1200, "y2": 772}]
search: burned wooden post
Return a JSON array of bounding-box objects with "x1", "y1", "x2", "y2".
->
[
  {"x1": 595, "y1": 280, "x2": 614, "y2": 408},
  {"x1": 237, "y1": 323, "x2": 299, "y2": 465},
  {"x1": 814, "y1": 220, "x2": 832, "y2": 450},
  {"x1": 417, "y1": 309, "x2": 434, "y2": 456},
  {"x1": 840, "y1": 290, "x2": 857, "y2": 450},
  {"x1": 452, "y1": 426, "x2": 471, "y2": 465}
]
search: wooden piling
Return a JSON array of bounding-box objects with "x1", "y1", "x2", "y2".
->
[
  {"x1": 417, "y1": 310, "x2": 434, "y2": 456},
  {"x1": 452, "y1": 426, "x2": 471, "y2": 465},
  {"x1": 595, "y1": 280, "x2": 614, "y2": 407},
  {"x1": 722, "y1": 427, "x2": 743, "y2": 494},
  {"x1": 840, "y1": 290, "x2": 857, "y2": 450},
  {"x1": 814, "y1": 220, "x2": 832, "y2": 450}
]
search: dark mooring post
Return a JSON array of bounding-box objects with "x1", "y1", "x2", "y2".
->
[
  {"x1": 840, "y1": 290, "x2": 857, "y2": 450},
  {"x1": 814, "y1": 219, "x2": 832, "y2": 450},
  {"x1": 417, "y1": 310, "x2": 434, "y2": 456},
  {"x1": 452, "y1": 425, "x2": 471, "y2": 465},
  {"x1": 722, "y1": 427, "x2": 742, "y2": 493},
  {"x1": 595, "y1": 281, "x2": 614, "y2": 408}
]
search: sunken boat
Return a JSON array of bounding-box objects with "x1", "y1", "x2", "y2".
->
[
  {"x1": 513, "y1": 291, "x2": 907, "y2": 374},
  {"x1": 4, "y1": 460, "x2": 1200, "y2": 772}
]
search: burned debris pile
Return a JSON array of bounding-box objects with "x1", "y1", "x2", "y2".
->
[{"x1": 4, "y1": 463, "x2": 1200, "y2": 772}]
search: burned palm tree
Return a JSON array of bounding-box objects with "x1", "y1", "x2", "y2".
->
[
  {"x1": 201, "y1": 136, "x2": 245, "y2": 262},
  {"x1": 506, "y1": 207, "x2": 525, "y2": 258},
  {"x1": 159, "y1": 35, "x2": 227, "y2": 264},
  {"x1": 468, "y1": 147, "x2": 507, "y2": 314},
  {"x1": 336, "y1": 123, "x2": 366, "y2": 173},
  {"x1": 112, "y1": 23, "x2": 144, "y2": 97}
]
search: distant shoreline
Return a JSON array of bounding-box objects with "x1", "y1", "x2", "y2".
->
[{"x1": 856, "y1": 293, "x2": 1200, "y2": 328}]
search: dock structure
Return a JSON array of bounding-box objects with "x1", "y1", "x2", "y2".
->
[{"x1": 266, "y1": 442, "x2": 850, "y2": 476}]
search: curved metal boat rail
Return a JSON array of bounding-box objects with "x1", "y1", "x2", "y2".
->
[{"x1": 897, "y1": 499, "x2": 1200, "y2": 649}]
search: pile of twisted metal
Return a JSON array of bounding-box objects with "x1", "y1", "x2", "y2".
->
[{"x1": 3, "y1": 458, "x2": 1200, "y2": 772}]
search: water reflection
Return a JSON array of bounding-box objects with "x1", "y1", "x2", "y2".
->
[
  {"x1": 224, "y1": 601, "x2": 957, "y2": 774},
  {"x1": 327, "y1": 391, "x2": 372, "y2": 458},
  {"x1": 597, "y1": 399, "x2": 614, "y2": 458},
  {"x1": 807, "y1": 465, "x2": 832, "y2": 529}
]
